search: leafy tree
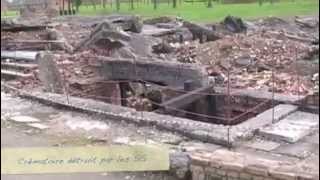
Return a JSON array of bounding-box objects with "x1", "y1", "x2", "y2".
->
[
  {"x1": 116, "y1": 0, "x2": 120, "y2": 11},
  {"x1": 207, "y1": 0, "x2": 212, "y2": 8},
  {"x1": 173, "y1": 0, "x2": 177, "y2": 8},
  {"x1": 102, "y1": 0, "x2": 106, "y2": 8},
  {"x1": 259, "y1": 0, "x2": 263, "y2": 6},
  {"x1": 153, "y1": 0, "x2": 157, "y2": 9},
  {"x1": 72, "y1": 0, "x2": 82, "y2": 12},
  {"x1": 90, "y1": 0, "x2": 97, "y2": 10}
]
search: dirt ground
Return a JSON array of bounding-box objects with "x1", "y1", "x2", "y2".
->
[{"x1": 1, "y1": 92, "x2": 180, "y2": 180}]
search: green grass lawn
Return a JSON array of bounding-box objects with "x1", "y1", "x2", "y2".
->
[
  {"x1": 77, "y1": 0, "x2": 319, "y2": 22},
  {"x1": 1, "y1": 11, "x2": 19, "y2": 19},
  {"x1": 1, "y1": 0, "x2": 318, "y2": 22}
]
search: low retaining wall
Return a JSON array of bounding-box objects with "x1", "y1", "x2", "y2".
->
[
  {"x1": 2, "y1": 83, "x2": 231, "y2": 146},
  {"x1": 2, "y1": 83, "x2": 299, "y2": 147},
  {"x1": 2, "y1": 83, "x2": 318, "y2": 180}
]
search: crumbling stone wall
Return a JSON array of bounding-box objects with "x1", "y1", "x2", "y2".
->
[
  {"x1": 191, "y1": 150, "x2": 318, "y2": 180},
  {"x1": 69, "y1": 81, "x2": 122, "y2": 105},
  {"x1": 20, "y1": 0, "x2": 60, "y2": 18}
]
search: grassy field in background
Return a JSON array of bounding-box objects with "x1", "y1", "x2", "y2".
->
[
  {"x1": 77, "y1": 0, "x2": 319, "y2": 22},
  {"x1": 1, "y1": 0, "x2": 319, "y2": 22},
  {"x1": 1, "y1": 11, "x2": 19, "y2": 19}
]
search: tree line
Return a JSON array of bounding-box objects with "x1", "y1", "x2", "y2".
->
[{"x1": 70, "y1": 0, "x2": 279, "y2": 12}]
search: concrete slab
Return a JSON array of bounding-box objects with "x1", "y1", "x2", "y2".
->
[
  {"x1": 273, "y1": 142, "x2": 319, "y2": 159},
  {"x1": 179, "y1": 141, "x2": 222, "y2": 152},
  {"x1": 304, "y1": 132, "x2": 319, "y2": 145},
  {"x1": 299, "y1": 154, "x2": 319, "y2": 175},
  {"x1": 65, "y1": 119, "x2": 109, "y2": 131},
  {"x1": 1, "y1": 50, "x2": 38, "y2": 61},
  {"x1": 215, "y1": 87, "x2": 305, "y2": 103},
  {"x1": 235, "y1": 146, "x2": 300, "y2": 163},
  {"x1": 8, "y1": 116, "x2": 41, "y2": 123},
  {"x1": 27, "y1": 123, "x2": 49, "y2": 130},
  {"x1": 142, "y1": 25, "x2": 176, "y2": 36},
  {"x1": 243, "y1": 139, "x2": 281, "y2": 151},
  {"x1": 1, "y1": 70, "x2": 33, "y2": 78},
  {"x1": 259, "y1": 111, "x2": 319, "y2": 143},
  {"x1": 234, "y1": 104, "x2": 298, "y2": 139}
]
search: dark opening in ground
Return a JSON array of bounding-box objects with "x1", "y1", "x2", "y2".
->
[{"x1": 156, "y1": 93, "x2": 275, "y2": 126}]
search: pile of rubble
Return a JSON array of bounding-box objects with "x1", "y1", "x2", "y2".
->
[
  {"x1": 173, "y1": 17, "x2": 319, "y2": 95},
  {"x1": 127, "y1": 94, "x2": 153, "y2": 111},
  {"x1": 1, "y1": 15, "x2": 319, "y2": 98},
  {"x1": 174, "y1": 42, "x2": 198, "y2": 63}
]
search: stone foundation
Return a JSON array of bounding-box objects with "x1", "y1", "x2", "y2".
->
[{"x1": 190, "y1": 150, "x2": 318, "y2": 180}]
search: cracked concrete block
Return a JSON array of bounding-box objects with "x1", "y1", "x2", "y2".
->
[
  {"x1": 297, "y1": 174, "x2": 318, "y2": 180},
  {"x1": 216, "y1": 169, "x2": 227, "y2": 176},
  {"x1": 207, "y1": 175, "x2": 223, "y2": 180},
  {"x1": 169, "y1": 152, "x2": 190, "y2": 180},
  {"x1": 239, "y1": 172, "x2": 252, "y2": 180},
  {"x1": 210, "y1": 160, "x2": 222, "y2": 169},
  {"x1": 37, "y1": 52, "x2": 63, "y2": 94},
  {"x1": 191, "y1": 155, "x2": 211, "y2": 166},
  {"x1": 243, "y1": 139, "x2": 280, "y2": 151},
  {"x1": 191, "y1": 165, "x2": 204, "y2": 173},
  {"x1": 191, "y1": 165, "x2": 205, "y2": 180},
  {"x1": 27, "y1": 123, "x2": 49, "y2": 130},
  {"x1": 9, "y1": 116, "x2": 40, "y2": 123},
  {"x1": 244, "y1": 164, "x2": 269, "y2": 177},
  {"x1": 205, "y1": 167, "x2": 217, "y2": 174},
  {"x1": 251, "y1": 175, "x2": 264, "y2": 180},
  {"x1": 221, "y1": 162, "x2": 245, "y2": 172},
  {"x1": 269, "y1": 169, "x2": 297, "y2": 180},
  {"x1": 259, "y1": 111, "x2": 319, "y2": 143},
  {"x1": 98, "y1": 57, "x2": 209, "y2": 88},
  {"x1": 236, "y1": 104, "x2": 298, "y2": 139},
  {"x1": 227, "y1": 171, "x2": 240, "y2": 178}
]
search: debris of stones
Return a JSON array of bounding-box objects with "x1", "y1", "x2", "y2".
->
[
  {"x1": 110, "y1": 15, "x2": 143, "y2": 33},
  {"x1": 152, "y1": 42, "x2": 174, "y2": 54},
  {"x1": 222, "y1": 15, "x2": 247, "y2": 33},
  {"x1": 2, "y1": 15, "x2": 318, "y2": 97},
  {"x1": 182, "y1": 21, "x2": 220, "y2": 43},
  {"x1": 143, "y1": 16, "x2": 175, "y2": 25},
  {"x1": 75, "y1": 20, "x2": 131, "y2": 52}
]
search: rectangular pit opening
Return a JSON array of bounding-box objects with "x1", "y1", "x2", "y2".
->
[
  {"x1": 67, "y1": 79, "x2": 278, "y2": 126},
  {"x1": 156, "y1": 92, "x2": 275, "y2": 125}
]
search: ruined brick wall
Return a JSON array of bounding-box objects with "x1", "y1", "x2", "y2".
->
[
  {"x1": 190, "y1": 150, "x2": 318, "y2": 180},
  {"x1": 20, "y1": 0, "x2": 60, "y2": 18},
  {"x1": 69, "y1": 82, "x2": 122, "y2": 105}
]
